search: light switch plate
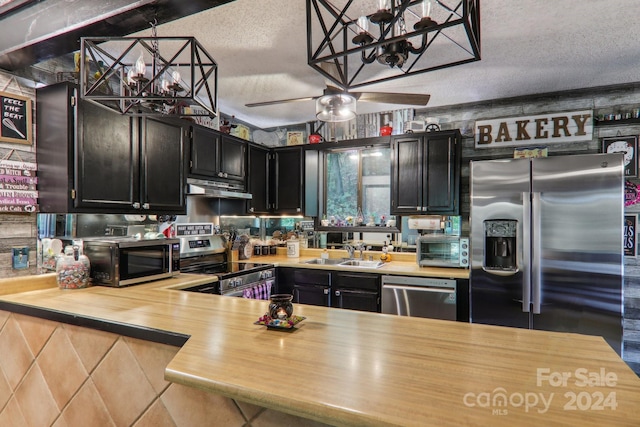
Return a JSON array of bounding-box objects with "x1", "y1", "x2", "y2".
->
[{"x1": 12, "y1": 246, "x2": 29, "y2": 270}]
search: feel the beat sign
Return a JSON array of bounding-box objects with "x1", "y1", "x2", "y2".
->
[{"x1": 475, "y1": 110, "x2": 593, "y2": 148}]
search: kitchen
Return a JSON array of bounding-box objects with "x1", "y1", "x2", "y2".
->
[{"x1": 1, "y1": 0, "x2": 640, "y2": 425}]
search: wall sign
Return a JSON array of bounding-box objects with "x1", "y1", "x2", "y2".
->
[
  {"x1": 175, "y1": 223, "x2": 214, "y2": 236},
  {"x1": 0, "y1": 150, "x2": 38, "y2": 212},
  {"x1": 0, "y1": 91, "x2": 32, "y2": 145},
  {"x1": 475, "y1": 110, "x2": 593, "y2": 148},
  {"x1": 602, "y1": 135, "x2": 638, "y2": 177},
  {"x1": 625, "y1": 214, "x2": 636, "y2": 257}
]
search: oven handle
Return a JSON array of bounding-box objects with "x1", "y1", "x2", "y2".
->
[{"x1": 222, "y1": 289, "x2": 246, "y2": 297}]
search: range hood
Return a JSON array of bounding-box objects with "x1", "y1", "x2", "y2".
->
[{"x1": 186, "y1": 178, "x2": 252, "y2": 200}]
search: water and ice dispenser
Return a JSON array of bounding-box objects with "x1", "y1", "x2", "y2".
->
[{"x1": 483, "y1": 220, "x2": 517, "y2": 271}]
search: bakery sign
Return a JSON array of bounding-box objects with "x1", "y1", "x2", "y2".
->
[{"x1": 475, "y1": 110, "x2": 593, "y2": 149}]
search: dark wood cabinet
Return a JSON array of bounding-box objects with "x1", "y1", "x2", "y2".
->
[
  {"x1": 189, "y1": 124, "x2": 246, "y2": 184},
  {"x1": 270, "y1": 147, "x2": 304, "y2": 214},
  {"x1": 333, "y1": 272, "x2": 380, "y2": 312},
  {"x1": 278, "y1": 267, "x2": 381, "y2": 312},
  {"x1": 291, "y1": 268, "x2": 331, "y2": 307},
  {"x1": 246, "y1": 144, "x2": 270, "y2": 214},
  {"x1": 141, "y1": 117, "x2": 187, "y2": 212},
  {"x1": 36, "y1": 82, "x2": 186, "y2": 214},
  {"x1": 391, "y1": 130, "x2": 461, "y2": 215}
]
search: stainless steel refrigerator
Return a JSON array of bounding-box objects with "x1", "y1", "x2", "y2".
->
[{"x1": 470, "y1": 153, "x2": 624, "y2": 355}]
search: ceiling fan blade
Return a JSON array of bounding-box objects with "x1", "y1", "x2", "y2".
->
[
  {"x1": 354, "y1": 92, "x2": 431, "y2": 106},
  {"x1": 245, "y1": 96, "x2": 316, "y2": 108}
]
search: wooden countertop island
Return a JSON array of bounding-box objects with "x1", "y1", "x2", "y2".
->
[{"x1": 0, "y1": 274, "x2": 638, "y2": 426}]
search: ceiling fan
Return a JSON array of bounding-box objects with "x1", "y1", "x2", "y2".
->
[{"x1": 244, "y1": 85, "x2": 430, "y2": 122}]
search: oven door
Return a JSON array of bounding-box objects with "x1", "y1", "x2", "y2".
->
[{"x1": 222, "y1": 279, "x2": 275, "y2": 299}]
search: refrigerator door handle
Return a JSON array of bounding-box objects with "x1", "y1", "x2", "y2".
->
[
  {"x1": 522, "y1": 192, "x2": 531, "y2": 313},
  {"x1": 531, "y1": 192, "x2": 542, "y2": 314}
]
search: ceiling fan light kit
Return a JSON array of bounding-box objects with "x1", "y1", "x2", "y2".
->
[
  {"x1": 315, "y1": 93, "x2": 357, "y2": 122},
  {"x1": 307, "y1": 0, "x2": 481, "y2": 90}
]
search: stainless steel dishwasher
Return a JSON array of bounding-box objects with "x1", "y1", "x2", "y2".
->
[{"x1": 381, "y1": 275, "x2": 457, "y2": 320}]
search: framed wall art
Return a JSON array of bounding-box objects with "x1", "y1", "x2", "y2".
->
[
  {"x1": 602, "y1": 135, "x2": 638, "y2": 177},
  {"x1": 287, "y1": 131, "x2": 304, "y2": 146},
  {"x1": 0, "y1": 91, "x2": 32, "y2": 145}
]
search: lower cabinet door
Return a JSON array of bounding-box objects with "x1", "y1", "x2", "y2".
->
[
  {"x1": 293, "y1": 284, "x2": 330, "y2": 307},
  {"x1": 334, "y1": 288, "x2": 379, "y2": 312}
]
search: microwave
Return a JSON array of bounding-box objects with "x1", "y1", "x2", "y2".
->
[
  {"x1": 417, "y1": 235, "x2": 469, "y2": 268},
  {"x1": 83, "y1": 237, "x2": 180, "y2": 287}
]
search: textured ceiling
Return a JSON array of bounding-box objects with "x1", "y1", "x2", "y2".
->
[{"x1": 137, "y1": 0, "x2": 640, "y2": 129}]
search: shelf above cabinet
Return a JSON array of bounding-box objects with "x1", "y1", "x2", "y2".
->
[
  {"x1": 317, "y1": 226, "x2": 401, "y2": 234},
  {"x1": 594, "y1": 118, "x2": 640, "y2": 127}
]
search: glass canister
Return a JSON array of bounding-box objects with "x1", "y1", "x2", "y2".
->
[{"x1": 56, "y1": 245, "x2": 91, "y2": 289}]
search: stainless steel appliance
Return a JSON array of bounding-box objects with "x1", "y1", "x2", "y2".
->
[
  {"x1": 416, "y1": 235, "x2": 469, "y2": 268},
  {"x1": 178, "y1": 235, "x2": 275, "y2": 297},
  {"x1": 83, "y1": 237, "x2": 180, "y2": 287},
  {"x1": 470, "y1": 153, "x2": 624, "y2": 355},
  {"x1": 381, "y1": 275, "x2": 457, "y2": 320}
]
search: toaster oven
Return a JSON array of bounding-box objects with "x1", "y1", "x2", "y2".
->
[{"x1": 416, "y1": 235, "x2": 469, "y2": 268}]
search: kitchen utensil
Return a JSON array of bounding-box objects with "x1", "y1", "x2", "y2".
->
[{"x1": 2, "y1": 118, "x2": 25, "y2": 138}]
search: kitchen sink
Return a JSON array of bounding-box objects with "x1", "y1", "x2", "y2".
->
[
  {"x1": 338, "y1": 260, "x2": 384, "y2": 269},
  {"x1": 302, "y1": 258, "x2": 347, "y2": 265}
]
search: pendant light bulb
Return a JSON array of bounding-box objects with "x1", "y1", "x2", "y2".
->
[
  {"x1": 357, "y1": 15, "x2": 369, "y2": 34},
  {"x1": 127, "y1": 68, "x2": 135, "y2": 85},
  {"x1": 171, "y1": 70, "x2": 181, "y2": 85},
  {"x1": 378, "y1": 0, "x2": 391, "y2": 11},
  {"x1": 135, "y1": 51, "x2": 146, "y2": 76},
  {"x1": 422, "y1": 0, "x2": 432, "y2": 18}
]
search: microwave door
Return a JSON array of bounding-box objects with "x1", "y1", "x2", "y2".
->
[{"x1": 470, "y1": 158, "x2": 530, "y2": 328}]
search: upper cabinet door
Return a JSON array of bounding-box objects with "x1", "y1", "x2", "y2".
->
[
  {"x1": 247, "y1": 144, "x2": 270, "y2": 214},
  {"x1": 75, "y1": 99, "x2": 138, "y2": 211},
  {"x1": 271, "y1": 147, "x2": 303, "y2": 214},
  {"x1": 391, "y1": 135, "x2": 422, "y2": 214},
  {"x1": 391, "y1": 130, "x2": 460, "y2": 215},
  {"x1": 189, "y1": 125, "x2": 246, "y2": 183},
  {"x1": 190, "y1": 125, "x2": 221, "y2": 178},
  {"x1": 141, "y1": 117, "x2": 186, "y2": 213},
  {"x1": 219, "y1": 135, "x2": 246, "y2": 182},
  {"x1": 424, "y1": 131, "x2": 460, "y2": 214}
]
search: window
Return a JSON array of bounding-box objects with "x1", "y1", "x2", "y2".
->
[{"x1": 325, "y1": 146, "x2": 390, "y2": 225}]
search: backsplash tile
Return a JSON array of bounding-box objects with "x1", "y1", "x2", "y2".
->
[
  {"x1": 92, "y1": 339, "x2": 157, "y2": 426},
  {"x1": 37, "y1": 327, "x2": 88, "y2": 409},
  {"x1": 0, "y1": 316, "x2": 34, "y2": 389},
  {"x1": 0, "y1": 310, "x2": 330, "y2": 427}
]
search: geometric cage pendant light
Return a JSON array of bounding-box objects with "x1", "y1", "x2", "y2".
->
[
  {"x1": 79, "y1": 21, "x2": 217, "y2": 118},
  {"x1": 307, "y1": 0, "x2": 480, "y2": 91}
]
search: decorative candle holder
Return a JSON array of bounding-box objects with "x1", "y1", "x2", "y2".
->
[{"x1": 269, "y1": 294, "x2": 294, "y2": 319}]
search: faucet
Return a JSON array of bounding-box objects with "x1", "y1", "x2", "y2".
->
[
  {"x1": 345, "y1": 242, "x2": 365, "y2": 259},
  {"x1": 345, "y1": 244, "x2": 355, "y2": 259}
]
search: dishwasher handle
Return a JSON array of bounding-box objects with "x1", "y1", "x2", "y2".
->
[{"x1": 382, "y1": 284, "x2": 455, "y2": 293}]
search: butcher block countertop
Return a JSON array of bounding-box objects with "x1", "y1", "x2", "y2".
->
[{"x1": 1, "y1": 274, "x2": 639, "y2": 426}]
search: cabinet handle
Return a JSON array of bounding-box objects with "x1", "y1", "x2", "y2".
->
[
  {"x1": 323, "y1": 288, "x2": 329, "y2": 295},
  {"x1": 335, "y1": 290, "x2": 341, "y2": 296},
  {"x1": 249, "y1": 207, "x2": 254, "y2": 212},
  {"x1": 223, "y1": 172, "x2": 228, "y2": 178},
  {"x1": 218, "y1": 172, "x2": 224, "y2": 177},
  {"x1": 133, "y1": 202, "x2": 141, "y2": 209},
  {"x1": 296, "y1": 208, "x2": 301, "y2": 212},
  {"x1": 142, "y1": 203, "x2": 150, "y2": 210}
]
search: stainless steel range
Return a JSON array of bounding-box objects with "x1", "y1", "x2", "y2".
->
[{"x1": 179, "y1": 235, "x2": 275, "y2": 298}]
